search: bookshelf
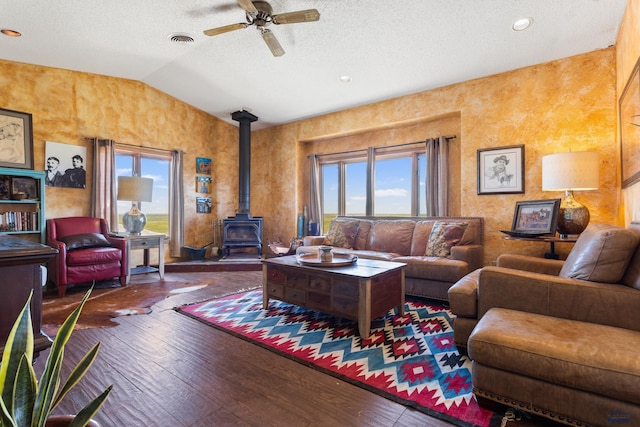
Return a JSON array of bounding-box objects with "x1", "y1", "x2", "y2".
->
[{"x1": 0, "y1": 167, "x2": 46, "y2": 243}]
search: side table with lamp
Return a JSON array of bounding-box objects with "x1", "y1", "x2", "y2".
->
[
  {"x1": 542, "y1": 150, "x2": 600, "y2": 237},
  {"x1": 115, "y1": 175, "x2": 165, "y2": 283}
]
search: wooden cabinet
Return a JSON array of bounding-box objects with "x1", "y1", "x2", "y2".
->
[
  {"x1": 0, "y1": 167, "x2": 46, "y2": 243},
  {"x1": 0, "y1": 236, "x2": 58, "y2": 357}
]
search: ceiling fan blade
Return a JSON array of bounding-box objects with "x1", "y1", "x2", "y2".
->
[
  {"x1": 261, "y1": 28, "x2": 284, "y2": 57},
  {"x1": 203, "y1": 23, "x2": 248, "y2": 37},
  {"x1": 236, "y1": 0, "x2": 258, "y2": 15},
  {"x1": 272, "y1": 9, "x2": 320, "y2": 25}
]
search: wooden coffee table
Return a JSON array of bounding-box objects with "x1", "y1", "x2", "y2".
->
[{"x1": 262, "y1": 255, "x2": 406, "y2": 339}]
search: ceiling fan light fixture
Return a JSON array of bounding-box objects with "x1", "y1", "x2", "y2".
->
[{"x1": 512, "y1": 17, "x2": 533, "y2": 31}]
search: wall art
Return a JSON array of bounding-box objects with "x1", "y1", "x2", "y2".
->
[
  {"x1": 477, "y1": 144, "x2": 524, "y2": 195},
  {"x1": 620, "y1": 56, "x2": 640, "y2": 189},
  {"x1": 44, "y1": 141, "x2": 87, "y2": 188},
  {"x1": 196, "y1": 157, "x2": 211, "y2": 175},
  {"x1": 0, "y1": 108, "x2": 33, "y2": 169}
]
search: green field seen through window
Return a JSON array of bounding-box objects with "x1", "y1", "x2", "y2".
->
[{"x1": 118, "y1": 213, "x2": 168, "y2": 235}]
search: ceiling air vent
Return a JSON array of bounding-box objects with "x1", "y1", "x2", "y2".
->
[{"x1": 168, "y1": 33, "x2": 195, "y2": 44}]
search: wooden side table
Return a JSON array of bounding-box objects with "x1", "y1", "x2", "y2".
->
[
  {"x1": 114, "y1": 233, "x2": 166, "y2": 283},
  {"x1": 502, "y1": 235, "x2": 577, "y2": 259}
]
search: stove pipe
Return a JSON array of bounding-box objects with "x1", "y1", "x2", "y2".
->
[{"x1": 231, "y1": 110, "x2": 258, "y2": 214}]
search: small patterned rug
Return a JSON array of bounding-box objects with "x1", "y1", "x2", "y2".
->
[{"x1": 178, "y1": 289, "x2": 500, "y2": 427}]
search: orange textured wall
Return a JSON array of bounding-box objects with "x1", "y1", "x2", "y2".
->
[
  {"x1": 0, "y1": 46, "x2": 621, "y2": 266},
  {"x1": 618, "y1": 0, "x2": 640, "y2": 223},
  {"x1": 0, "y1": 60, "x2": 238, "y2": 261},
  {"x1": 253, "y1": 48, "x2": 618, "y2": 264}
]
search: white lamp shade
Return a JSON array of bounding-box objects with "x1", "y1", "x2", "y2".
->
[
  {"x1": 117, "y1": 176, "x2": 153, "y2": 202},
  {"x1": 542, "y1": 151, "x2": 599, "y2": 191}
]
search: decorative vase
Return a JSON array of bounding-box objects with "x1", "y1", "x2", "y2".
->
[{"x1": 319, "y1": 245, "x2": 333, "y2": 263}]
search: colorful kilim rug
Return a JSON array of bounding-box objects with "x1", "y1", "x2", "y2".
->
[{"x1": 178, "y1": 289, "x2": 500, "y2": 427}]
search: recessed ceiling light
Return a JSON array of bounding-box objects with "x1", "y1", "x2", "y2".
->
[
  {"x1": 512, "y1": 17, "x2": 533, "y2": 32},
  {"x1": 339, "y1": 75, "x2": 352, "y2": 83},
  {"x1": 1, "y1": 29, "x2": 22, "y2": 37}
]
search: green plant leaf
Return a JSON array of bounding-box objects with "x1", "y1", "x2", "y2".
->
[
  {"x1": 52, "y1": 343, "x2": 100, "y2": 409},
  {"x1": 0, "y1": 292, "x2": 33, "y2": 418},
  {"x1": 34, "y1": 288, "x2": 92, "y2": 427},
  {"x1": 12, "y1": 356, "x2": 36, "y2": 427},
  {"x1": 66, "y1": 385, "x2": 112, "y2": 427},
  {"x1": 0, "y1": 396, "x2": 17, "y2": 427}
]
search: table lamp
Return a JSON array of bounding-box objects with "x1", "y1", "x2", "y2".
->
[
  {"x1": 542, "y1": 151, "x2": 599, "y2": 237},
  {"x1": 117, "y1": 176, "x2": 153, "y2": 235}
]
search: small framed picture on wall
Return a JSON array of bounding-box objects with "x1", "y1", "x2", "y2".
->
[
  {"x1": 196, "y1": 176, "x2": 212, "y2": 193},
  {"x1": 477, "y1": 145, "x2": 524, "y2": 195},
  {"x1": 196, "y1": 197, "x2": 212, "y2": 213},
  {"x1": 196, "y1": 157, "x2": 211, "y2": 175}
]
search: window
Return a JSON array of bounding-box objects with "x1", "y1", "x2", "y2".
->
[
  {"x1": 115, "y1": 148, "x2": 170, "y2": 234},
  {"x1": 319, "y1": 145, "x2": 428, "y2": 226}
]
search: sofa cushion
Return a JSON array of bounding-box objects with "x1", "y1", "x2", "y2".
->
[
  {"x1": 559, "y1": 224, "x2": 640, "y2": 283},
  {"x1": 353, "y1": 220, "x2": 373, "y2": 250},
  {"x1": 425, "y1": 221, "x2": 468, "y2": 257},
  {"x1": 60, "y1": 233, "x2": 112, "y2": 251},
  {"x1": 366, "y1": 220, "x2": 415, "y2": 255},
  {"x1": 410, "y1": 221, "x2": 435, "y2": 256},
  {"x1": 325, "y1": 219, "x2": 359, "y2": 249},
  {"x1": 394, "y1": 255, "x2": 470, "y2": 282}
]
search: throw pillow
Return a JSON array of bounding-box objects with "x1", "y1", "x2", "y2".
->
[
  {"x1": 425, "y1": 222, "x2": 468, "y2": 257},
  {"x1": 60, "y1": 233, "x2": 112, "y2": 251},
  {"x1": 559, "y1": 224, "x2": 640, "y2": 283},
  {"x1": 325, "y1": 220, "x2": 359, "y2": 249}
]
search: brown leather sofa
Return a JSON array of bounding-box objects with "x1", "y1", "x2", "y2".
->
[
  {"x1": 448, "y1": 223, "x2": 640, "y2": 426},
  {"x1": 303, "y1": 216, "x2": 483, "y2": 300}
]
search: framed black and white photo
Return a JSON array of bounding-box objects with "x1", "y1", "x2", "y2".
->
[
  {"x1": 477, "y1": 145, "x2": 524, "y2": 195},
  {"x1": 510, "y1": 199, "x2": 561, "y2": 236},
  {"x1": 44, "y1": 141, "x2": 87, "y2": 188},
  {"x1": 0, "y1": 108, "x2": 33, "y2": 170}
]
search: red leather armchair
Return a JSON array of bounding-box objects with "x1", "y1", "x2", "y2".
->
[{"x1": 46, "y1": 217, "x2": 127, "y2": 297}]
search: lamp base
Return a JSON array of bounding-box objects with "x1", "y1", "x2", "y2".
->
[
  {"x1": 557, "y1": 190, "x2": 589, "y2": 238},
  {"x1": 122, "y1": 205, "x2": 147, "y2": 235}
]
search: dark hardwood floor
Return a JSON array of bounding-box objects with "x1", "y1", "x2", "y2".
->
[{"x1": 35, "y1": 270, "x2": 560, "y2": 427}]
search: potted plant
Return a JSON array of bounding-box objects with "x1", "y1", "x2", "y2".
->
[{"x1": 0, "y1": 289, "x2": 112, "y2": 427}]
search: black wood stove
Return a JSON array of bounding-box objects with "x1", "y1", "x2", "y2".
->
[{"x1": 222, "y1": 110, "x2": 263, "y2": 258}]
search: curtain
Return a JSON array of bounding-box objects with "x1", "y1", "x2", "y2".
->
[
  {"x1": 425, "y1": 136, "x2": 449, "y2": 216},
  {"x1": 366, "y1": 147, "x2": 375, "y2": 216},
  {"x1": 91, "y1": 138, "x2": 118, "y2": 230},
  {"x1": 169, "y1": 150, "x2": 184, "y2": 257},
  {"x1": 308, "y1": 155, "x2": 323, "y2": 234}
]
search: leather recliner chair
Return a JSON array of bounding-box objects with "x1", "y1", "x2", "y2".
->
[{"x1": 47, "y1": 216, "x2": 127, "y2": 297}]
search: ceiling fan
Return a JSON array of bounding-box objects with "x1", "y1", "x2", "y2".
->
[{"x1": 203, "y1": 0, "x2": 320, "y2": 57}]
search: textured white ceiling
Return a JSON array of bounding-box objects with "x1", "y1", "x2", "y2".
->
[{"x1": 1, "y1": 0, "x2": 627, "y2": 129}]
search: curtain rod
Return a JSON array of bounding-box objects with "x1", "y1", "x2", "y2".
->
[
  {"x1": 84, "y1": 137, "x2": 182, "y2": 155},
  {"x1": 307, "y1": 134, "x2": 457, "y2": 159}
]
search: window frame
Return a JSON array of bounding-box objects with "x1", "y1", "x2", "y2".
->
[{"x1": 318, "y1": 144, "x2": 426, "y2": 221}]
